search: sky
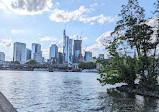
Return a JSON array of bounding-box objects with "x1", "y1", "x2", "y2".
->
[{"x1": 0, "y1": 0, "x2": 157, "y2": 61}]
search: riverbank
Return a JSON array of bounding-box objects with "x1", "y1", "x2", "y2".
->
[
  {"x1": 0, "y1": 69, "x2": 98, "y2": 73},
  {"x1": 0, "y1": 92, "x2": 17, "y2": 112},
  {"x1": 117, "y1": 85, "x2": 159, "y2": 98}
]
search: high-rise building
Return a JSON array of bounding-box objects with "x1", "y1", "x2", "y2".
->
[
  {"x1": 26, "y1": 48, "x2": 31, "y2": 61},
  {"x1": 99, "y1": 54, "x2": 104, "y2": 59},
  {"x1": 73, "y1": 40, "x2": 82, "y2": 63},
  {"x1": 84, "y1": 51, "x2": 92, "y2": 62},
  {"x1": 0, "y1": 52, "x2": 5, "y2": 62},
  {"x1": 58, "y1": 52, "x2": 63, "y2": 64},
  {"x1": 63, "y1": 30, "x2": 69, "y2": 63},
  {"x1": 32, "y1": 43, "x2": 43, "y2": 63},
  {"x1": 68, "y1": 39, "x2": 73, "y2": 64},
  {"x1": 63, "y1": 30, "x2": 73, "y2": 65},
  {"x1": 49, "y1": 44, "x2": 58, "y2": 64},
  {"x1": 13, "y1": 42, "x2": 26, "y2": 63}
]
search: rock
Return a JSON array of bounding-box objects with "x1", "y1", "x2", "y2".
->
[
  {"x1": 0, "y1": 92, "x2": 17, "y2": 112},
  {"x1": 116, "y1": 85, "x2": 159, "y2": 98}
]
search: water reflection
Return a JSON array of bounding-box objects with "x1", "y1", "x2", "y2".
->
[
  {"x1": 0, "y1": 70, "x2": 158, "y2": 112},
  {"x1": 106, "y1": 88, "x2": 159, "y2": 112}
]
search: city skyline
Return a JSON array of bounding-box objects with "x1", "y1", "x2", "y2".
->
[
  {"x1": 11, "y1": 34, "x2": 96, "y2": 64},
  {"x1": 0, "y1": 0, "x2": 156, "y2": 61}
]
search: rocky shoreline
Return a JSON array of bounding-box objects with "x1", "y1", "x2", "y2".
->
[{"x1": 117, "y1": 85, "x2": 159, "y2": 98}]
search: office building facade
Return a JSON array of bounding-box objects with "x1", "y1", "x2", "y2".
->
[
  {"x1": 68, "y1": 39, "x2": 73, "y2": 64},
  {"x1": 73, "y1": 40, "x2": 82, "y2": 63},
  {"x1": 13, "y1": 42, "x2": 26, "y2": 63},
  {"x1": 63, "y1": 30, "x2": 73, "y2": 65},
  {"x1": 0, "y1": 52, "x2": 5, "y2": 62},
  {"x1": 50, "y1": 44, "x2": 58, "y2": 64},
  {"x1": 32, "y1": 43, "x2": 43, "y2": 63},
  {"x1": 26, "y1": 48, "x2": 31, "y2": 61},
  {"x1": 84, "y1": 51, "x2": 92, "y2": 62},
  {"x1": 63, "y1": 30, "x2": 69, "y2": 63},
  {"x1": 58, "y1": 52, "x2": 63, "y2": 64}
]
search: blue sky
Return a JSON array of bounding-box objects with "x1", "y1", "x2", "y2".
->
[{"x1": 0, "y1": 0, "x2": 156, "y2": 61}]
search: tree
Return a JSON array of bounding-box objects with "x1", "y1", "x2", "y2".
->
[
  {"x1": 25, "y1": 60, "x2": 38, "y2": 65},
  {"x1": 11, "y1": 61, "x2": 20, "y2": 64},
  {"x1": 78, "y1": 62, "x2": 85, "y2": 69},
  {"x1": 113, "y1": 0, "x2": 159, "y2": 90},
  {"x1": 78, "y1": 62, "x2": 96, "y2": 69},
  {"x1": 97, "y1": 0, "x2": 145, "y2": 88},
  {"x1": 96, "y1": 38, "x2": 137, "y2": 87},
  {"x1": 154, "y1": 0, "x2": 159, "y2": 14},
  {"x1": 96, "y1": 0, "x2": 159, "y2": 90}
]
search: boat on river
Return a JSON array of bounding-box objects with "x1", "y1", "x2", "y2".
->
[{"x1": 48, "y1": 68, "x2": 54, "y2": 72}]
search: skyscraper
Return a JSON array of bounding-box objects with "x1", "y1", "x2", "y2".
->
[
  {"x1": 58, "y1": 52, "x2": 63, "y2": 64},
  {"x1": 63, "y1": 30, "x2": 69, "y2": 63},
  {"x1": 26, "y1": 48, "x2": 31, "y2": 61},
  {"x1": 73, "y1": 40, "x2": 82, "y2": 63},
  {"x1": 84, "y1": 51, "x2": 92, "y2": 62},
  {"x1": 13, "y1": 42, "x2": 26, "y2": 63},
  {"x1": 0, "y1": 52, "x2": 5, "y2": 62},
  {"x1": 63, "y1": 30, "x2": 73, "y2": 65},
  {"x1": 32, "y1": 43, "x2": 43, "y2": 63},
  {"x1": 68, "y1": 39, "x2": 73, "y2": 64},
  {"x1": 49, "y1": 44, "x2": 58, "y2": 64}
]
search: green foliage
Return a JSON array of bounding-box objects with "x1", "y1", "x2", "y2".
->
[
  {"x1": 96, "y1": 0, "x2": 159, "y2": 90},
  {"x1": 95, "y1": 48, "x2": 137, "y2": 87},
  {"x1": 11, "y1": 61, "x2": 20, "y2": 64},
  {"x1": 78, "y1": 62, "x2": 96, "y2": 69},
  {"x1": 96, "y1": 58, "x2": 123, "y2": 85},
  {"x1": 25, "y1": 60, "x2": 38, "y2": 65},
  {"x1": 154, "y1": 0, "x2": 159, "y2": 14}
]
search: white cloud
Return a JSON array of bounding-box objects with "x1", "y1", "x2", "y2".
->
[
  {"x1": 50, "y1": 6, "x2": 117, "y2": 24},
  {"x1": 86, "y1": 31, "x2": 113, "y2": 51},
  {"x1": 6, "y1": 55, "x2": 12, "y2": 61},
  {"x1": 11, "y1": 30, "x2": 22, "y2": 34},
  {"x1": 39, "y1": 36, "x2": 57, "y2": 41},
  {"x1": 50, "y1": 6, "x2": 89, "y2": 22},
  {"x1": 79, "y1": 14, "x2": 116, "y2": 24},
  {"x1": 86, "y1": 16, "x2": 159, "y2": 57},
  {"x1": 84, "y1": 16, "x2": 159, "y2": 57},
  {"x1": 145, "y1": 16, "x2": 159, "y2": 55},
  {"x1": 42, "y1": 39, "x2": 63, "y2": 59},
  {"x1": 98, "y1": 14, "x2": 116, "y2": 24},
  {"x1": 90, "y1": 3, "x2": 98, "y2": 7},
  {"x1": 0, "y1": 0, "x2": 52, "y2": 15},
  {"x1": 0, "y1": 37, "x2": 12, "y2": 47},
  {"x1": 69, "y1": 34, "x2": 78, "y2": 39},
  {"x1": 56, "y1": 39, "x2": 63, "y2": 52},
  {"x1": 83, "y1": 37, "x2": 88, "y2": 40},
  {"x1": 50, "y1": 39, "x2": 63, "y2": 53},
  {"x1": 85, "y1": 31, "x2": 113, "y2": 57},
  {"x1": 146, "y1": 16, "x2": 158, "y2": 27},
  {"x1": 55, "y1": 2, "x2": 60, "y2": 6},
  {"x1": 42, "y1": 48, "x2": 49, "y2": 59}
]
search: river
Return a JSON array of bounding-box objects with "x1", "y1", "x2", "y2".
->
[{"x1": 0, "y1": 70, "x2": 158, "y2": 112}]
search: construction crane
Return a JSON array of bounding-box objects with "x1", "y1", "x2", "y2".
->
[{"x1": 80, "y1": 31, "x2": 83, "y2": 40}]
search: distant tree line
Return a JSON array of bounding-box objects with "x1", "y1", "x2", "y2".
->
[{"x1": 78, "y1": 62, "x2": 96, "y2": 69}]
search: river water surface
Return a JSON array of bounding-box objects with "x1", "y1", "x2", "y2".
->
[{"x1": 0, "y1": 70, "x2": 159, "y2": 112}]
